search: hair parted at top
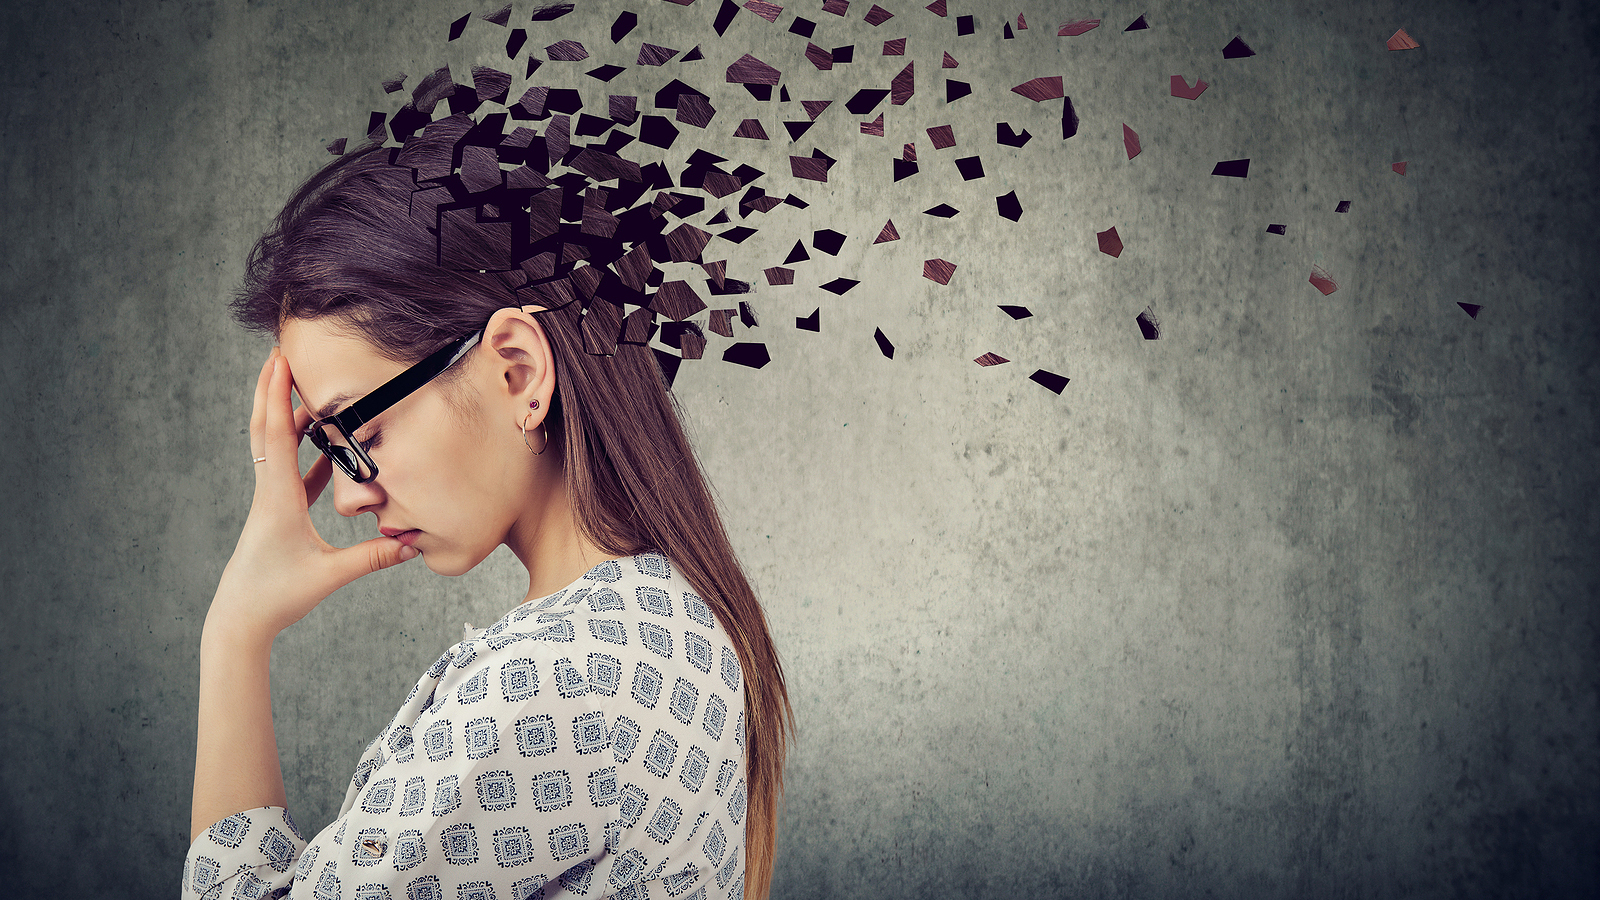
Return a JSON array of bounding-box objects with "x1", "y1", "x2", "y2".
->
[{"x1": 232, "y1": 72, "x2": 792, "y2": 898}]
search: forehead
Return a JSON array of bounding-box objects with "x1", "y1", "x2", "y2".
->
[{"x1": 278, "y1": 317, "x2": 407, "y2": 418}]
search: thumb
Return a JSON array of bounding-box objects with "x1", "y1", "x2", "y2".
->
[{"x1": 333, "y1": 536, "x2": 418, "y2": 584}]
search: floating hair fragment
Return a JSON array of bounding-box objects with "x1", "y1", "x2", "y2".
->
[
  {"x1": 767, "y1": 266, "x2": 796, "y2": 285},
  {"x1": 744, "y1": 1, "x2": 784, "y2": 23},
  {"x1": 974, "y1": 352, "x2": 1008, "y2": 367},
  {"x1": 1137, "y1": 306, "x2": 1160, "y2": 339},
  {"x1": 865, "y1": 4, "x2": 894, "y2": 25},
  {"x1": 801, "y1": 99, "x2": 832, "y2": 119},
  {"x1": 1058, "y1": 19, "x2": 1099, "y2": 36},
  {"x1": 1011, "y1": 76, "x2": 1064, "y2": 101},
  {"x1": 483, "y1": 3, "x2": 512, "y2": 26},
  {"x1": 726, "y1": 53, "x2": 781, "y2": 84},
  {"x1": 530, "y1": 3, "x2": 574, "y2": 21},
  {"x1": 638, "y1": 43, "x2": 680, "y2": 66},
  {"x1": 891, "y1": 63, "x2": 915, "y2": 104},
  {"x1": 545, "y1": 40, "x2": 589, "y2": 61},
  {"x1": 942, "y1": 52, "x2": 958, "y2": 67},
  {"x1": 1387, "y1": 28, "x2": 1419, "y2": 51},
  {"x1": 1096, "y1": 226, "x2": 1123, "y2": 257},
  {"x1": 925, "y1": 0, "x2": 947, "y2": 16},
  {"x1": 805, "y1": 43, "x2": 834, "y2": 70},
  {"x1": 1309, "y1": 267, "x2": 1338, "y2": 295},
  {"x1": 861, "y1": 113, "x2": 885, "y2": 136},
  {"x1": 1392, "y1": 161, "x2": 1408, "y2": 175},
  {"x1": 927, "y1": 124, "x2": 955, "y2": 149},
  {"x1": 873, "y1": 219, "x2": 900, "y2": 243},
  {"x1": 734, "y1": 118, "x2": 770, "y2": 139},
  {"x1": 884, "y1": 38, "x2": 907, "y2": 55},
  {"x1": 923, "y1": 259, "x2": 957, "y2": 284},
  {"x1": 1123, "y1": 124, "x2": 1141, "y2": 158},
  {"x1": 1171, "y1": 75, "x2": 1208, "y2": 99}
]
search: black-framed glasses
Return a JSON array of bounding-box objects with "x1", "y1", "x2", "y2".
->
[{"x1": 304, "y1": 328, "x2": 484, "y2": 483}]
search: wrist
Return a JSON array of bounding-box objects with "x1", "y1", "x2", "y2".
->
[{"x1": 200, "y1": 604, "x2": 280, "y2": 657}]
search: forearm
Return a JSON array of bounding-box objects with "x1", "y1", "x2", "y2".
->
[{"x1": 190, "y1": 611, "x2": 285, "y2": 842}]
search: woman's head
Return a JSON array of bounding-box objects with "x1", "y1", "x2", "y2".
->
[{"x1": 234, "y1": 133, "x2": 792, "y2": 897}]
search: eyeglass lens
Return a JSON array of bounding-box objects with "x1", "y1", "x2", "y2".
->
[{"x1": 311, "y1": 422, "x2": 374, "y2": 481}]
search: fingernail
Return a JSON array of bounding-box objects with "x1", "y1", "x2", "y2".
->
[{"x1": 399, "y1": 545, "x2": 418, "y2": 561}]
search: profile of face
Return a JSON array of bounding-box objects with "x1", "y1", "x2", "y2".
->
[{"x1": 278, "y1": 312, "x2": 558, "y2": 578}]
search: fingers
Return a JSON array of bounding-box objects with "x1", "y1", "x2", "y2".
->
[
  {"x1": 262, "y1": 355, "x2": 299, "y2": 482},
  {"x1": 248, "y1": 348, "x2": 278, "y2": 462},
  {"x1": 303, "y1": 453, "x2": 333, "y2": 507},
  {"x1": 334, "y1": 537, "x2": 419, "y2": 587}
]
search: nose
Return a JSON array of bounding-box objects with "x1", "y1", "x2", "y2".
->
[{"x1": 331, "y1": 467, "x2": 386, "y2": 518}]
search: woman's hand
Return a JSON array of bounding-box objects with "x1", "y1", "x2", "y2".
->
[{"x1": 205, "y1": 348, "x2": 417, "y2": 641}]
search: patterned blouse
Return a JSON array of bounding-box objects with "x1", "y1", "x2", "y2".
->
[{"x1": 183, "y1": 553, "x2": 749, "y2": 900}]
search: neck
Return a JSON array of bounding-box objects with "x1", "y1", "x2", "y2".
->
[{"x1": 504, "y1": 468, "x2": 621, "y2": 602}]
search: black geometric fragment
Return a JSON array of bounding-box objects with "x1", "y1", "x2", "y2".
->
[
  {"x1": 723, "y1": 342, "x2": 771, "y2": 368},
  {"x1": 820, "y1": 278, "x2": 860, "y2": 295},
  {"x1": 955, "y1": 156, "x2": 984, "y2": 180},
  {"x1": 946, "y1": 80, "x2": 971, "y2": 102},
  {"x1": 893, "y1": 159, "x2": 919, "y2": 181},
  {"x1": 996, "y1": 191, "x2": 1022, "y2": 221},
  {"x1": 611, "y1": 11, "x2": 638, "y2": 42},
  {"x1": 846, "y1": 89, "x2": 890, "y2": 114},
  {"x1": 923, "y1": 204, "x2": 960, "y2": 217},
  {"x1": 956, "y1": 15, "x2": 975, "y2": 35},
  {"x1": 874, "y1": 328, "x2": 895, "y2": 358},
  {"x1": 1029, "y1": 369, "x2": 1069, "y2": 393},
  {"x1": 813, "y1": 229, "x2": 846, "y2": 255}
]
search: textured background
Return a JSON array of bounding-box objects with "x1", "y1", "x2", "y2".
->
[{"x1": 2, "y1": 0, "x2": 1596, "y2": 897}]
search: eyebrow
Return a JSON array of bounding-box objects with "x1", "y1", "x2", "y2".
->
[{"x1": 312, "y1": 393, "x2": 359, "y2": 421}]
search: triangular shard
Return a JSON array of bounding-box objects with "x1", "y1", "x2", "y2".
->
[
  {"x1": 1061, "y1": 96, "x2": 1079, "y2": 139},
  {"x1": 1392, "y1": 161, "x2": 1408, "y2": 175},
  {"x1": 1123, "y1": 123, "x2": 1141, "y2": 159},
  {"x1": 926, "y1": 0, "x2": 947, "y2": 17},
  {"x1": 449, "y1": 13, "x2": 470, "y2": 41},
  {"x1": 1125, "y1": 14, "x2": 1150, "y2": 31},
  {"x1": 1458, "y1": 302, "x2": 1482, "y2": 319},
  {"x1": 893, "y1": 158, "x2": 919, "y2": 181},
  {"x1": 1222, "y1": 36, "x2": 1255, "y2": 58},
  {"x1": 1004, "y1": 23, "x2": 1014, "y2": 39},
  {"x1": 801, "y1": 99, "x2": 833, "y2": 120},
  {"x1": 784, "y1": 240, "x2": 810, "y2": 264},
  {"x1": 1058, "y1": 19, "x2": 1100, "y2": 36},
  {"x1": 1387, "y1": 28, "x2": 1419, "y2": 51},
  {"x1": 1018, "y1": 14, "x2": 1028, "y2": 29},
  {"x1": 942, "y1": 52, "x2": 958, "y2": 68},
  {"x1": 832, "y1": 44, "x2": 856, "y2": 63},
  {"x1": 874, "y1": 328, "x2": 895, "y2": 359},
  {"x1": 780, "y1": 85, "x2": 791, "y2": 102},
  {"x1": 653, "y1": 348, "x2": 682, "y2": 389},
  {"x1": 784, "y1": 120, "x2": 815, "y2": 141},
  {"x1": 325, "y1": 137, "x2": 347, "y2": 156},
  {"x1": 1012, "y1": 76, "x2": 1065, "y2": 101},
  {"x1": 706, "y1": 209, "x2": 731, "y2": 226},
  {"x1": 507, "y1": 29, "x2": 527, "y2": 58},
  {"x1": 974, "y1": 352, "x2": 1008, "y2": 367},
  {"x1": 585, "y1": 64, "x2": 626, "y2": 83},
  {"x1": 483, "y1": 4, "x2": 512, "y2": 26},
  {"x1": 1030, "y1": 369, "x2": 1069, "y2": 393},
  {"x1": 682, "y1": 45, "x2": 705, "y2": 61},
  {"x1": 874, "y1": 219, "x2": 900, "y2": 243}
]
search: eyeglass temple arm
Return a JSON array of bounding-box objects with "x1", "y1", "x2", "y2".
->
[{"x1": 333, "y1": 331, "x2": 484, "y2": 431}]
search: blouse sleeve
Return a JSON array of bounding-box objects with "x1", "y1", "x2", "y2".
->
[{"x1": 183, "y1": 573, "x2": 749, "y2": 900}]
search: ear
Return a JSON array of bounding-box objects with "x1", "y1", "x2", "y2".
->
[{"x1": 479, "y1": 307, "x2": 557, "y2": 427}]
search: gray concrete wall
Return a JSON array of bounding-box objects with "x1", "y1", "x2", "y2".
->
[{"x1": 2, "y1": 0, "x2": 1595, "y2": 896}]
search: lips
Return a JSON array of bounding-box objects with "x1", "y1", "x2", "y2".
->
[{"x1": 380, "y1": 527, "x2": 422, "y2": 546}]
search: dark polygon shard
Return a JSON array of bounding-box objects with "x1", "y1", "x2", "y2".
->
[
  {"x1": 718, "y1": 226, "x2": 757, "y2": 243},
  {"x1": 957, "y1": 14, "x2": 974, "y2": 35},
  {"x1": 1030, "y1": 369, "x2": 1069, "y2": 393},
  {"x1": 783, "y1": 240, "x2": 810, "y2": 264},
  {"x1": 992, "y1": 190, "x2": 1017, "y2": 220},
  {"x1": 820, "y1": 278, "x2": 859, "y2": 295},
  {"x1": 1137, "y1": 306, "x2": 1161, "y2": 339},
  {"x1": 389, "y1": 104, "x2": 430, "y2": 142},
  {"x1": 507, "y1": 29, "x2": 527, "y2": 58},
  {"x1": 790, "y1": 17, "x2": 817, "y2": 38},
  {"x1": 325, "y1": 138, "x2": 346, "y2": 156},
  {"x1": 997, "y1": 123, "x2": 1032, "y2": 147},
  {"x1": 639, "y1": 116, "x2": 680, "y2": 149},
  {"x1": 1212, "y1": 158, "x2": 1250, "y2": 177},
  {"x1": 846, "y1": 89, "x2": 890, "y2": 115},
  {"x1": 1458, "y1": 303, "x2": 1482, "y2": 319},
  {"x1": 546, "y1": 89, "x2": 583, "y2": 114},
  {"x1": 611, "y1": 10, "x2": 638, "y2": 42},
  {"x1": 658, "y1": 321, "x2": 700, "y2": 351},
  {"x1": 744, "y1": 84, "x2": 773, "y2": 100},
  {"x1": 1126, "y1": 15, "x2": 1149, "y2": 31},
  {"x1": 832, "y1": 45, "x2": 855, "y2": 63},
  {"x1": 784, "y1": 120, "x2": 815, "y2": 141},
  {"x1": 366, "y1": 112, "x2": 387, "y2": 143},
  {"x1": 999, "y1": 305, "x2": 1032, "y2": 319},
  {"x1": 575, "y1": 113, "x2": 613, "y2": 137},
  {"x1": 655, "y1": 79, "x2": 709, "y2": 110},
  {"x1": 924, "y1": 203, "x2": 959, "y2": 218},
  {"x1": 796, "y1": 308, "x2": 820, "y2": 331},
  {"x1": 682, "y1": 46, "x2": 704, "y2": 61},
  {"x1": 638, "y1": 43, "x2": 680, "y2": 66},
  {"x1": 723, "y1": 343, "x2": 771, "y2": 369},
  {"x1": 955, "y1": 156, "x2": 984, "y2": 180},
  {"x1": 893, "y1": 159, "x2": 919, "y2": 181},
  {"x1": 1004, "y1": 22, "x2": 1014, "y2": 39},
  {"x1": 1222, "y1": 36, "x2": 1255, "y2": 58},
  {"x1": 731, "y1": 163, "x2": 765, "y2": 184},
  {"x1": 874, "y1": 328, "x2": 895, "y2": 359},
  {"x1": 526, "y1": 57, "x2": 543, "y2": 78},
  {"x1": 738, "y1": 301, "x2": 758, "y2": 327},
  {"x1": 813, "y1": 229, "x2": 846, "y2": 255},
  {"x1": 449, "y1": 12, "x2": 470, "y2": 41},
  {"x1": 1266, "y1": 223, "x2": 1287, "y2": 235},
  {"x1": 714, "y1": 0, "x2": 740, "y2": 35},
  {"x1": 1335, "y1": 200, "x2": 1351, "y2": 213},
  {"x1": 1062, "y1": 96, "x2": 1080, "y2": 139},
  {"x1": 735, "y1": 118, "x2": 770, "y2": 140},
  {"x1": 586, "y1": 64, "x2": 626, "y2": 82},
  {"x1": 782, "y1": 193, "x2": 809, "y2": 209}
]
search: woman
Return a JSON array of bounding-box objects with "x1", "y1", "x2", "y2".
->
[{"x1": 185, "y1": 135, "x2": 792, "y2": 899}]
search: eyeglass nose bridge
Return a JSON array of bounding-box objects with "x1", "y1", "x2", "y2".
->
[{"x1": 307, "y1": 420, "x2": 378, "y2": 484}]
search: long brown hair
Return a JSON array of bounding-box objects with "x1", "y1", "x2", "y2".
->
[{"x1": 233, "y1": 139, "x2": 793, "y2": 898}]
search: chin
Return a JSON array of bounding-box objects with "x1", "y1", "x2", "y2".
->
[{"x1": 419, "y1": 545, "x2": 493, "y2": 578}]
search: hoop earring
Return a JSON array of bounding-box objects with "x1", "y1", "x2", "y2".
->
[{"x1": 522, "y1": 414, "x2": 549, "y2": 456}]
